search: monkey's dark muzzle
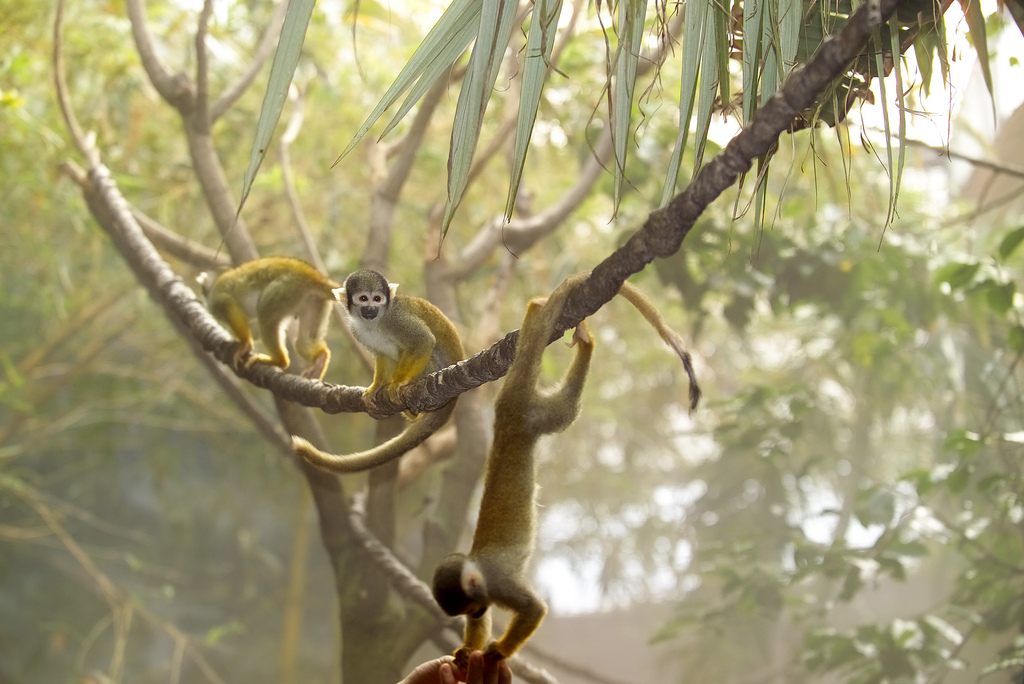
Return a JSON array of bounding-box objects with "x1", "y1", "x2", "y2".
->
[{"x1": 360, "y1": 307, "x2": 380, "y2": 320}]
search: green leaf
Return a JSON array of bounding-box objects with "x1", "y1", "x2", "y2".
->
[
  {"x1": 741, "y1": 0, "x2": 766, "y2": 124},
  {"x1": 659, "y1": 0, "x2": 707, "y2": 205},
  {"x1": 779, "y1": 0, "x2": 801, "y2": 78},
  {"x1": 890, "y1": 539, "x2": 928, "y2": 558},
  {"x1": 913, "y1": 33, "x2": 935, "y2": 95},
  {"x1": 238, "y1": 0, "x2": 315, "y2": 219},
  {"x1": 975, "y1": 472, "x2": 1006, "y2": 494},
  {"x1": 839, "y1": 566, "x2": 863, "y2": 601},
  {"x1": 984, "y1": 280, "x2": 1016, "y2": 315},
  {"x1": 441, "y1": 0, "x2": 521, "y2": 239},
  {"x1": 378, "y1": 18, "x2": 478, "y2": 140},
  {"x1": 996, "y1": 225, "x2": 1024, "y2": 260},
  {"x1": 934, "y1": 261, "x2": 980, "y2": 290},
  {"x1": 942, "y1": 429, "x2": 982, "y2": 457},
  {"x1": 714, "y1": 0, "x2": 730, "y2": 104},
  {"x1": 958, "y1": 0, "x2": 996, "y2": 120},
  {"x1": 1008, "y1": 325, "x2": 1024, "y2": 354},
  {"x1": 505, "y1": 0, "x2": 563, "y2": 219},
  {"x1": 692, "y1": 0, "x2": 721, "y2": 172},
  {"x1": 335, "y1": 0, "x2": 481, "y2": 162},
  {"x1": 856, "y1": 487, "x2": 895, "y2": 526},
  {"x1": 609, "y1": 0, "x2": 649, "y2": 215},
  {"x1": 205, "y1": 619, "x2": 245, "y2": 646},
  {"x1": 902, "y1": 467, "x2": 935, "y2": 496},
  {"x1": 946, "y1": 464, "x2": 971, "y2": 495}
]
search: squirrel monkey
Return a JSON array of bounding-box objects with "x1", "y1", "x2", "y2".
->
[
  {"x1": 431, "y1": 274, "x2": 595, "y2": 666},
  {"x1": 199, "y1": 257, "x2": 342, "y2": 381},
  {"x1": 292, "y1": 269, "x2": 465, "y2": 473}
]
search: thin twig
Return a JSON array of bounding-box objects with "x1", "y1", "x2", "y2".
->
[{"x1": 211, "y1": 0, "x2": 288, "y2": 121}]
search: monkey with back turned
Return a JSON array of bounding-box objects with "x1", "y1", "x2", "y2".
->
[{"x1": 198, "y1": 257, "x2": 343, "y2": 381}]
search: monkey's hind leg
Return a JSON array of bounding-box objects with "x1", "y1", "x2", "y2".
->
[
  {"x1": 248, "y1": 283, "x2": 295, "y2": 372},
  {"x1": 295, "y1": 298, "x2": 333, "y2": 380}
]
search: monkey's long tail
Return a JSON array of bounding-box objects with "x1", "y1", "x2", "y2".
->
[
  {"x1": 291, "y1": 400, "x2": 456, "y2": 473},
  {"x1": 616, "y1": 283, "x2": 702, "y2": 411}
]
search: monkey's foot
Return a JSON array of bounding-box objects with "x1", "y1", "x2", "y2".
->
[
  {"x1": 362, "y1": 386, "x2": 396, "y2": 419},
  {"x1": 230, "y1": 342, "x2": 254, "y2": 371},
  {"x1": 568, "y1": 323, "x2": 592, "y2": 348},
  {"x1": 481, "y1": 642, "x2": 509, "y2": 665},
  {"x1": 243, "y1": 353, "x2": 284, "y2": 372},
  {"x1": 452, "y1": 647, "x2": 473, "y2": 671},
  {"x1": 363, "y1": 385, "x2": 414, "y2": 419},
  {"x1": 301, "y1": 354, "x2": 328, "y2": 381}
]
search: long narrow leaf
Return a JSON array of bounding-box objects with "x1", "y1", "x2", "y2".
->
[
  {"x1": 334, "y1": 0, "x2": 482, "y2": 163},
  {"x1": 440, "y1": 0, "x2": 520, "y2": 239},
  {"x1": 692, "y1": 0, "x2": 720, "y2": 171},
  {"x1": 714, "y1": 0, "x2": 729, "y2": 105},
  {"x1": 751, "y1": 0, "x2": 779, "y2": 239},
  {"x1": 238, "y1": 0, "x2": 314, "y2": 218},
  {"x1": 378, "y1": 17, "x2": 479, "y2": 140},
  {"x1": 741, "y1": 0, "x2": 766, "y2": 123},
  {"x1": 659, "y1": 0, "x2": 708, "y2": 206},
  {"x1": 958, "y1": 0, "x2": 995, "y2": 119},
  {"x1": 885, "y1": 16, "x2": 905, "y2": 232},
  {"x1": 779, "y1": 0, "x2": 801, "y2": 77},
  {"x1": 504, "y1": 0, "x2": 563, "y2": 219},
  {"x1": 610, "y1": 0, "x2": 649, "y2": 214},
  {"x1": 759, "y1": 0, "x2": 779, "y2": 105}
]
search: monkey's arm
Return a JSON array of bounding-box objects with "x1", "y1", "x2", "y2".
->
[
  {"x1": 365, "y1": 354, "x2": 391, "y2": 396},
  {"x1": 207, "y1": 296, "x2": 255, "y2": 369},
  {"x1": 386, "y1": 302, "x2": 441, "y2": 390},
  {"x1": 485, "y1": 586, "x2": 547, "y2": 662},
  {"x1": 462, "y1": 611, "x2": 491, "y2": 653},
  {"x1": 531, "y1": 322, "x2": 593, "y2": 434}
]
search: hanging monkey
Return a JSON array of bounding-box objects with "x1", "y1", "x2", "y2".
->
[{"x1": 431, "y1": 274, "x2": 594, "y2": 666}]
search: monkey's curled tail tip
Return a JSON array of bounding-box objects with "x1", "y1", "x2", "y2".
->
[
  {"x1": 291, "y1": 435, "x2": 318, "y2": 464},
  {"x1": 683, "y1": 353, "x2": 702, "y2": 413}
]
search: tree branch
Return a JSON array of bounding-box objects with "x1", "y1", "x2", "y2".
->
[
  {"x1": 451, "y1": 130, "x2": 613, "y2": 279},
  {"x1": 362, "y1": 67, "x2": 456, "y2": 271},
  {"x1": 211, "y1": 0, "x2": 288, "y2": 121},
  {"x1": 73, "y1": 0, "x2": 899, "y2": 422},
  {"x1": 194, "y1": 0, "x2": 214, "y2": 128},
  {"x1": 900, "y1": 135, "x2": 1024, "y2": 181},
  {"x1": 61, "y1": 161, "x2": 229, "y2": 271},
  {"x1": 126, "y1": 0, "x2": 194, "y2": 110}
]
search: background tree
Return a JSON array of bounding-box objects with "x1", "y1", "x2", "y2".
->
[{"x1": 1, "y1": 0, "x2": 1022, "y2": 682}]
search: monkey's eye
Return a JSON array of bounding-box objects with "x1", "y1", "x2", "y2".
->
[{"x1": 372, "y1": 295, "x2": 384, "y2": 303}]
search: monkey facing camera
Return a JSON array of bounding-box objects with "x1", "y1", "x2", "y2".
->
[{"x1": 291, "y1": 268, "x2": 465, "y2": 473}]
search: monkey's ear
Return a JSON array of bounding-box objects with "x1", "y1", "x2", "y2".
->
[
  {"x1": 461, "y1": 561, "x2": 487, "y2": 601},
  {"x1": 196, "y1": 272, "x2": 215, "y2": 299},
  {"x1": 331, "y1": 287, "x2": 345, "y2": 302},
  {"x1": 389, "y1": 282, "x2": 400, "y2": 298}
]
